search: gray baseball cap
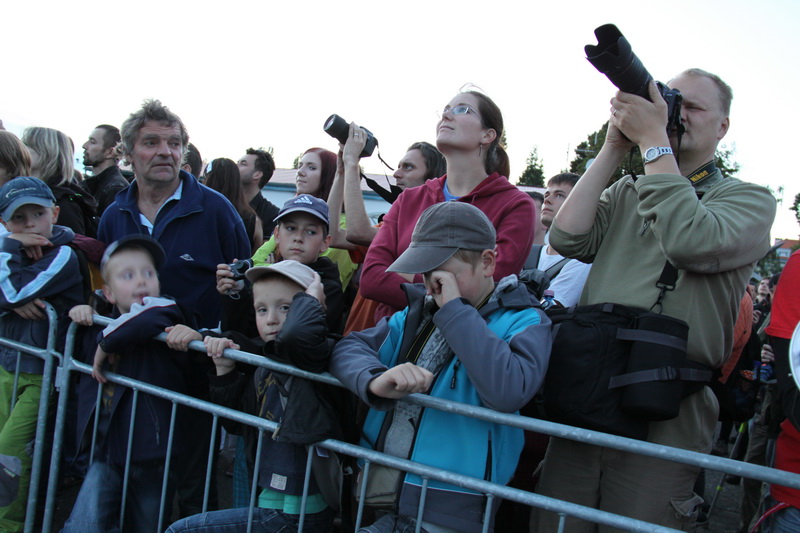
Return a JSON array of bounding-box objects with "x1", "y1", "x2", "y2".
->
[{"x1": 387, "y1": 201, "x2": 496, "y2": 274}]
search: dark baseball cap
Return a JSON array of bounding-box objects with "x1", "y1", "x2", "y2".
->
[
  {"x1": 387, "y1": 201, "x2": 496, "y2": 274},
  {"x1": 274, "y1": 194, "x2": 330, "y2": 227},
  {"x1": 0, "y1": 177, "x2": 56, "y2": 221},
  {"x1": 100, "y1": 235, "x2": 166, "y2": 273}
]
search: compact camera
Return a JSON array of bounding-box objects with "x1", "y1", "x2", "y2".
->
[{"x1": 229, "y1": 258, "x2": 253, "y2": 282}]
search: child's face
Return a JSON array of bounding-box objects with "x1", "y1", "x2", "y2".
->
[
  {"x1": 423, "y1": 251, "x2": 495, "y2": 308},
  {"x1": 1, "y1": 204, "x2": 58, "y2": 238},
  {"x1": 102, "y1": 249, "x2": 160, "y2": 313},
  {"x1": 252, "y1": 277, "x2": 303, "y2": 343},
  {"x1": 273, "y1": 212, "x2": 331, "y2": 265}
]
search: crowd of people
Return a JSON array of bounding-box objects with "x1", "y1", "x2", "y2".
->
[{"x1": 0, "y1": 64, "x2": 794, "y2": 533}]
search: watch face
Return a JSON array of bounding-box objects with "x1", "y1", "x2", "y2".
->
[{"x1": 645, "y1": 148, "x2": 658, "y2": 161}]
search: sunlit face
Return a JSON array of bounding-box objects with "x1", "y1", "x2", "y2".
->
[
  {"x1": 252, "y1": 277, "x2": 303, "y2": 343},
  {"x1": 102, "y1": 249, "x2": 160, "y2": 313},
  {"x1": 436, "y1": 93, "x2": 494, "y2": 154},
  {"x1": 423, "y1": 251, "x2": 495, "y2": 308},
  {"x1": 541, "y1": 183, "x2": 573, "y2": 229},
  {"x1": 1, "y1": 204, "x2": 58, "y2": 239},
  {"x1": 82, "y1": 128, "x2": 111, "y2": 167},
  {"x1": 237, "y1": 154, "x2": 261, "y2": 187},
  {"x1": 295, "y1": 152, "x2": 322, "y2": 196},
  {"x1": 273, "y1": 212, "x2": 331, "y2": 265},
  {"x1": 393, "y1": 149, "x2": 428, "y2": 190},
  {"x1": 127, "y1": 121, "x2": 183, "y2": 185},
  {"x1": 667, "y1": 75, "x2": 729, "y2": 158}
]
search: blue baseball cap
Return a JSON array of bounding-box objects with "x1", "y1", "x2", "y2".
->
[
  {"x1": 274, "y1": 194, "x2": 330, "y2": 227},
  {"x1": 0, "y1": 177, "x2": 56, "y2": 221}
]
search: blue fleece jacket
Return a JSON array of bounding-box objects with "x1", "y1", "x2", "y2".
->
[{"x1": 98, "y1": 171, "x2": 251, "y2": 328}]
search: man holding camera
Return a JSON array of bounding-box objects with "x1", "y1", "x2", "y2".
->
[{"x1": 532, "y1": 70, "x2": 775, "y2": 531}]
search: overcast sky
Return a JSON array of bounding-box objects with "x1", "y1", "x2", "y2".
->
[{"x1": 4, "y1": 0, "x2": 798, "y2": 239}]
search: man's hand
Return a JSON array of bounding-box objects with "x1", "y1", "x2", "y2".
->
[
  {"x1": 92, "y1": 345, "x2": 116, "y2": 383},
  {"x1": 69, "y1": 304, "x2": 94, "y2": 326},
  {"x1": 609, "y1": 81, "x2": 670, "y2": 149},
  {"x1": 13, "y1": 298, "x2": 46, "y2": 320},
  {"x1": 8, "y1": 233, "x2": 52, "y2": 261},
  {"x1": 204, "y1": 336, "x2": 238, "y2": 376},
  {"x1": 165, "y1": 325, "x2": 202, "y2": 352},
  {"x1": 424, "y1": 270, "x2": 461, "y2": 307},
  {"x1": 368, "y1": 362, "x2": 434, "y2": 399}
]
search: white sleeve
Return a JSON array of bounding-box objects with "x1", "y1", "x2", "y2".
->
[{"x1": 547, "y1": 259, "x2": 592, "y2": 308}]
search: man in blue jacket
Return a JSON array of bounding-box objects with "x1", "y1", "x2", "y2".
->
[{"x1": 98, "y1": 99, "x2": 250, "y2": 330}]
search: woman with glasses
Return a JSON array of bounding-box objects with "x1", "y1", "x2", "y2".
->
[{"x1": 360, "y1": 88, "x2": 536, "y2": 322}]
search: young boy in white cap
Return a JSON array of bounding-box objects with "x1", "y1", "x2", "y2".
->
[
  {"x1": 329, "y1": 201, "x2": 552, "y2": 533},
  {"x1": 167, "y1": 259, "x2": 345, "y2": 533},
  {"x1": 0, "y1": 176, "x2": 83, "y2": 532}
]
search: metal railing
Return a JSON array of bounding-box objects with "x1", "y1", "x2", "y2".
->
[{"x1": 4, "y1": 311, "x2": 800, "y2": 533}]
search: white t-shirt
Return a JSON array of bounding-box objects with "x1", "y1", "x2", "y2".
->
[{"x1": 538, "y1": 233, "x2": 591, "y2": 307}]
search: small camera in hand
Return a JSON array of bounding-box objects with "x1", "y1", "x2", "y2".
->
[{"x1": 229, "y1": 258, "x2": 253, "y2": 281}]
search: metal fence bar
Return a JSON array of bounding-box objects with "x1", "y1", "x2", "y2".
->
[
  {"x1": 203, "y1": 415, "x2": 220, "y2": 513},
  {"x1": 119, "y1": 388, "x2": 139, "y2": 531},
  {"x1": 22, "y1": 313, "x2": 800, "y2": 533},
  {"x1": 158, "y1": 401, "x2": 179, "y2": 533},
  {"x1": 22, "y1": 303, "x2": 58, "y2": 533}
]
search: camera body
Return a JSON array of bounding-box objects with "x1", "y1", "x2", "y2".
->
[
  {"x1": 585, "y1": 24, "x2": 683, "y2": 133},
  {"x1": 229, "y1": 258, "x2": 253, "y2": 282},
  {"x1": 324, "y1": 114, "x2": 377, "y2": 158}
]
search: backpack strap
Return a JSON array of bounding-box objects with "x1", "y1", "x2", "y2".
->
[
  {"x1": 523, "y1": 244, "x2": 544, "y2": 270},
  {"x1": 543, "y1": 257, "x2": 570, "y2": 281}
]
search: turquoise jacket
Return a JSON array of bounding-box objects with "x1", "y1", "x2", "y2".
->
[{"x1": 330, "y1": 276, "x2": 551, "y2": 533}]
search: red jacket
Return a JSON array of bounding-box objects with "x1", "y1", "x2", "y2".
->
[{"x1": 361, "y1": 173, "x2": 535, "y2": 322}]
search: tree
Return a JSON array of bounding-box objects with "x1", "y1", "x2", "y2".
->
[
  {"x1": 517, "y1": 147, "x2": 545, "y2": 187},
  {"x1": 792, "y1": 192, "x2": 800, "y2": 226},
  {"x1": 569, "y1": 121, "x2": 742, "y2": 182}
]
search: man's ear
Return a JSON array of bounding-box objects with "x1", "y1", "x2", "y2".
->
[
  {"x1": 319, "y1": 234, "x2": 332, "y2": 254},
  {"x1": 717, "y1": 116, "x2": 730, "y2": 142},
  {"x1": 253, "y1": 170, "x2": 263, "y2": 185},
  {"x1": 51, "y1": 206, "x2": 60, "y2": 224},
  {"x1": 102, "y1": 283, "x2": 116, "y2": 305}
]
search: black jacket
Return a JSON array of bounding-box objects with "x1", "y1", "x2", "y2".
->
[{"x1": 82, "y1": 165, "x2": 130, "y2": 216}]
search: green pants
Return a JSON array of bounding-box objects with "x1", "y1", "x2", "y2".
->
[{"x1": 0, "y1": 367, "x2": 43, "y2": 533}]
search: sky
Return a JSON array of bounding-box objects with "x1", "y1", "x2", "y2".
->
[{"x1": 3, "y1": 0, "x2": 799, "y2": 239}]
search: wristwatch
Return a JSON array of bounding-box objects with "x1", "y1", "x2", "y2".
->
[{"x1": 643, "y1": 146, "x2": 673, "y2": 165}]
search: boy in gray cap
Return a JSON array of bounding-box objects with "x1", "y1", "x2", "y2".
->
[
  {"x1": 0, "y1": 176, "x2": 84, "y2": 531},
  {"x1": 330, "y1": 201, "x2": 552, "y2": 533}
]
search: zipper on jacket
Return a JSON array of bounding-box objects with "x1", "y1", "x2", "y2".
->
[{"x1": 450, "y1": 359, "x2": 461, "y2": 389}]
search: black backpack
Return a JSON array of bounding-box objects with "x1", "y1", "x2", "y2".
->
[{"x1": 519, "y1": 244, "x2": 571, "y2": 301}]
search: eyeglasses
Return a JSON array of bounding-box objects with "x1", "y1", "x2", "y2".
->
[{"x1": 441, "y1": 104, "x2": 480, "y2": 117}]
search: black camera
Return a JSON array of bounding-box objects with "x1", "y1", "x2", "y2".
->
[
  {"x1": 229, "y1": 258, "x2": 252, "y2": 282},
  {"x1": 323, "y1": 114, "x2": 377, "y2": 158},
  {"x1": 585, "y1": 24, "x2": 682, "y2": 133}
]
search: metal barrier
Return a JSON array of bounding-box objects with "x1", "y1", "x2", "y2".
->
[{"x1": 5, "y1": 312, "x2": 800, "y2": 533}]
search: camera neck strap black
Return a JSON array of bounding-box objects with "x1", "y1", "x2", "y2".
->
[{"x1": 687, "y1": 160, "x2": 718, "y2": 187}]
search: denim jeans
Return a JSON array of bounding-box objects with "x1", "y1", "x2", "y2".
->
[
  {"x1": 765, "y1": 505, "x2": 800, "y2": 533},
  {"x1": 60, "y1": 460, "x2": 175, "y2": 533},
  {"x1": 166, "y1": 506, "x2": 334, "y2": 533}
]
